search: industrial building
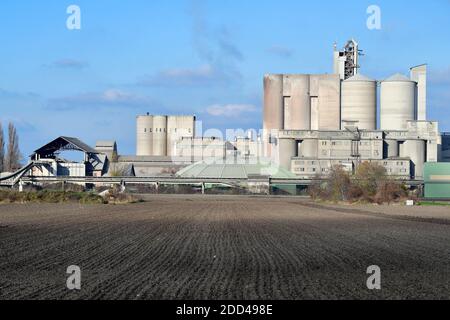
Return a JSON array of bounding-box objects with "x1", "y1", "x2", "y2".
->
[
  {"x1": 30, "y1": 136, "x2": 108, "y2": 177},
  {"x1": 3, "y1": 38, "x2": 448, "y2": 196},
  {"x1": 136, "y1": 114, "x2": 196, "y2": 157},
  {"x1": 264, "y1": 40, "x2": 442, "y2": 180},
  {"x1": 424, "y1": 163, "x2": 450, "y2": 199}
]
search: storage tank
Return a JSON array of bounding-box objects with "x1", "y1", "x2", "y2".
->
[
  {"x1": 152, "y1": 116, "x2": 167, "y2": 156},
  {"x1": 380, "y1": 74, "x2": 416, "y2": 130},
  {"x1": 400, "y1": 140, "x2": 426, "y2": 179},
  {"x1": 284, "y1": 75, "x2": 311, "y2": 130},
  {"x1": 263, "y1": 74, "x2": 284, "y2": 132},
  {"x1": 277, "y1": 138, "x2": 297, "y2": 171},
  {"x1": 341, "y1": 74, "x2": 377, "y2": 130},
  {"x1": 136, "y1": 115, "x2": 153, "y2": 156},
  {"x1": 263, "y1": 74, "x2": 284, "y2": 157}
]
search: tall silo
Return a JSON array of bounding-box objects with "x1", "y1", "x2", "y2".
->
[
  {"x1": 341, "y1": 74, "x2": 377, "y2": 130},
  {"x1": 380, "y1": 74, "x2": 416, "y2": 130},
  {"x1": 153, "y1": 116, "x2": 168, "y2": 156},
  {"x1": 263, "y1": 74, "x2": 284, "y2": 156},
  {"x1": 263, "y1": 74, "x2": 284, "y2": 131},
  {"x1": 284, "y1": 75, "x2": 311, "y2": 131},
  {"x1": 136, "y1": 115, "x2": 153, "y2": 156}
]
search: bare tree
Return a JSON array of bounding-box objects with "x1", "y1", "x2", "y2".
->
[
  {"x1": 0, "y1": 122, "x2": 4, "y2": 172},
  {"x1": 5, "y1": 122, "x2": 22, "y2": 172}
]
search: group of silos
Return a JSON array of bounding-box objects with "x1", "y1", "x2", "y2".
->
[
  {"x1": 136, "y1": 115, "x2": 196, "y2": 157},
  {"x1": 341, "y1": 72, "x2": 420, "y2": 131},
  {"x1": 265, "y1": 71, "x2": 423, "y2": 132}
]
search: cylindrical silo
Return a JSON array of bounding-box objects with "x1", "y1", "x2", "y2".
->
[
  {"x1": 384, "y1": 139, "x2": 399, "y2": 158},
  {"x1": 285, "y1": 75, "x2": 311, "y2": 130},
  {"x1": 263, "y1": 74, "x2": 284, "y2": 157},
  {"x1": 152, "y1": 116, "x2": 167, "y2": 156},
  {"x1": 299, "y1": 139, "x2": 318, "y2": 158},
  {"x1": 400, "y1": 140, "x2": 426, "y2": 179},
  {"x1": 136, "y1": 115, "x2": 153, "y2": 156},
  {"x1": 380, "y1": 73, "x2": 416, "y2": 131},
  {"x1": 263, "y1": 74, "x2": 284, "y2": 132},
  {"x1": 341, "y1": 74, "x2": 377, "y2": 130},
  {"x1": 277, "y1": 138, "x2": 297, "y2": 171}
]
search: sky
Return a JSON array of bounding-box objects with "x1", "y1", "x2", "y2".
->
[{"x1": 0, "y1": 0, "x2": 449, "y2": 158}]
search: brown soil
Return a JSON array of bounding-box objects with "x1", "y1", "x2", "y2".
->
[{"x1": 0, "y1": 195, "x2": 449, "y2": 300}]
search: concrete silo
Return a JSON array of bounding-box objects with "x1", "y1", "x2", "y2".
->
[
  {"x1": 263, "y1": 74, "x2": 284, "y2": 156},
  {"x1": 152, "y1": 116, "x2": 168, "y2": 156},
  {"x1": 299, "y1": 139, "x2": 318, "y2": 158},
  {"x1": 283, "y1": 75, "x2": 311, "y2": 130},
  {"x1": 380, "y1": 74, "x2": 416, "y2": 130},
  {"x1": 341, "y1": 74, "x2": 377, "y2": 130},
  {"x1": 136, "y1": 115, "x2": 154, "y2": 156},
  {"x1": 277, "y1": 138, "x2": 297, "y2": 171},
  {"x1": 263, "y1": 74, "x2": 284, "y2": 131},
  {"x1": 400, "y1": 139, "x2": 426, "y2": 179}
]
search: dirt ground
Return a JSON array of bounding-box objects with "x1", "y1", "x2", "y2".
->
[{"x1": 0, "y1": 195, "x2": 449, "y2": 300}]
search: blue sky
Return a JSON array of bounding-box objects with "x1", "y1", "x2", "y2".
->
[{"x1": 0, "y1": 0, "x2": 449, "y2": 158}]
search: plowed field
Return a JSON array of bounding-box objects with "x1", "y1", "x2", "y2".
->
[{"x1": 1, "y1": 196, "x2": 449, "y2": 300}]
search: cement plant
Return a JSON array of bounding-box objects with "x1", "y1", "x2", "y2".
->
[
  {"x1": 1, "y1": 40, "x2": 449, "y2": 199},
  {"x1": 2, "y1": 36, "x2": 450, "y2": 303}
]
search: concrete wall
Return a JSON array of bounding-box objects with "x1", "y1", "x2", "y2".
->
[
  {"x1": 317, "y1": 75, "x2": 341, "y2": 130},
  {"x1": 283, "y1": 75, "x2": 311, "y2": 130}
]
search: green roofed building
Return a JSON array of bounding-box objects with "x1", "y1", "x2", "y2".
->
[
  {"x1": 424, "y1": 163, "x2": 450, "y2": 199},
  {"x1": 176, "y1": 157, "x2": 297, "y2": 180}
]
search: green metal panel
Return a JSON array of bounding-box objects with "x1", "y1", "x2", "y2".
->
[{"x1": 424, "y1": 163, "x2": 450, "y2": 198}]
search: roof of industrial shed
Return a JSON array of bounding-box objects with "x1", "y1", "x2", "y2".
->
[
  {"x1": 383, "y1": 73, "x2": 413, "y2": 82},
  {"x1": 32, "y1": 136, "x2": 98, "y2": 157},
  {"x1": 176, "y1": 158, "x2": 297, "y2": 179},
  {"x1": 345, "y1": 74, "x2": 376, "y2": 82}
]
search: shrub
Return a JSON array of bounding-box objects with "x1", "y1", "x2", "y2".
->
[{"x1": 308, "y1": 162, "x2": 408, "y2": 205}]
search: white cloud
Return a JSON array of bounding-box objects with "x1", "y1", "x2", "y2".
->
[
  {"x1": 47, "y1": 89, "x2": 156, "y2": 110},
  {"x1": 206, "y1": 104, "x2": 257, "y2": 117}
]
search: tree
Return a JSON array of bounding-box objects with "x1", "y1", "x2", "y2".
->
[
  {"x1": 5, "y1": 122, "x2": 22, "y2": 172},
  {"x1": 354, "y1": 162, "x2": 387, "y2": 200},
  {"x1": 0, "y1": 122, "x2": 4, "y2": 173}
]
